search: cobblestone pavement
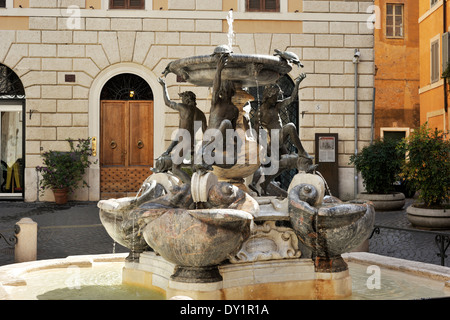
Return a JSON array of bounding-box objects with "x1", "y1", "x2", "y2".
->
[
  {"x1": 369, "y1": 198, "x2": 450, "y2": 268},
  {"x1": 0, "y1": 201, "x2": 128, "y2": 266},
  {"x1": 0, "y1": 199, "x2": 449, "y2": 267}
]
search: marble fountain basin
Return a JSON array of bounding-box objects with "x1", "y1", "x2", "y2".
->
[
  {"x1": 97, "y1": 173, "x2": 181, "y2": 258},
  {"x1": 99, "y1": 173, "x2": 259, "y2": 283},
  {"x1": 289, "y1": 183, "x2": 375, "y2": 272},
  {"x1": 1, "y1": 253, "x2": 449, "y2": 300},
  {"x1": 141, "y1": 207, "x2": 253, "y2": 283},
  {"x1": 166, "y1": 52, "x2": 292, "y2": 87}
]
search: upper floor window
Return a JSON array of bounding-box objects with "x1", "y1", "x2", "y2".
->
[
  {"x1": 431, "y1": 39, "x2": 440, "y2": 83},
  {"x1": 0, "y1": 0, "x2": 6, "y2": 8},
  {"x1": 431, "y1": 0, "x2": 439, "y2": 7},
  {"x1": 246, "y1": 0, "x2": 280, "y2": 12},
  {"x1": 386, "y1": 3, "x2": 404, "y2": 38},
  {"x1": 109, "y1": 0, "x2": 145, "y2": 9}
]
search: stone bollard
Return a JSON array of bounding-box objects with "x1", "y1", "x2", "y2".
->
[{"x1": 15, "y1": 218, "x2": 38, "y2": 263}]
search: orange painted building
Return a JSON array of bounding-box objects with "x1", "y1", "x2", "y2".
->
[
  {"x1": 374, "y1": 0, "x2": 420, "y2": 141},
  {"x1": 419, "y1": 0, "x2": 450, "y2": 134}
]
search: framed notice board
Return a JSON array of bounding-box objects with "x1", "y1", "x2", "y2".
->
[{"x1": 315, "y1": 133, "x2": 339, "y2": 197}]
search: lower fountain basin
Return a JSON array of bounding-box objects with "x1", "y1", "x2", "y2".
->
[
  {"x1": 1, "y1": 253, "x2": 449, "y2": 300},
  {"x1": 98, "y1": 199, "x2": 151, "y2": 256},
  {"x1": 289, "y1": 184, "x2": 375, "y2": 272},
  {"x1": 141, "y1": 208, "x2": 253, "y2": 283}
]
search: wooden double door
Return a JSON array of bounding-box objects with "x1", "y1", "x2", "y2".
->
[{"x1": 100, "y1": 100, "x2": 154, "y2": 199}]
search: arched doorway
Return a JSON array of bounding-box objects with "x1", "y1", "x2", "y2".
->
[
  {"x1": 100, "y1": 73, "x2": 154, "y2": 199},
  {"x1": 0, "y1": 63, "x2": 25, "y2": 200},
  {"x1": 247, "y1": 74, "x2": 300, "y2": 190}
]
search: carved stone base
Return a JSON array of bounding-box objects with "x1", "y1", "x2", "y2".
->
[{"x1": 229, "y1": 221, "x2": 301, "y2": 263}]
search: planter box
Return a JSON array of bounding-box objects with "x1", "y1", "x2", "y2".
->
[
  {"x1": 357, "y1": 192, "x2": 405, "y2": 211},
  {"x1": 406, "y1": 205, "x2": 450, "y2": 230}
]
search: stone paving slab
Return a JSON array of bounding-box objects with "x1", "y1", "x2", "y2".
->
[
  {"x1": 369, "y1": 199, "x2": 450, "y2": 267},
  {"x1": 0, "y1": 199, "x2": 449, "y2": 268},
  {"x1": 0, "y1": 201, "x2": 128, "y2": 266}
]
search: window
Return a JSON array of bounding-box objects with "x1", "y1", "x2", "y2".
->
[
  {"x1": 109, "y1": 0, "x2": 145, "y2": 9},
  {"x1": 246, "y1": 0, "x2": 280, "y2": 12},
  {"x1": 0, "y1": 64, "x2": 25, "y2": 200},
  {"x1": 0, "y1": 64, "x2": 25, "y2": 98},
  {"x1": 100, "y1": 73, "x2": 153, "y2": 100},
  {"x1": 431, "y1": 0, "x2": 439, "y2": 7},
  {"x1": 431, "y1": 39, "x2": 440, "y2": 83},
  {"x1": 0, "y1": 0, "x2": 6, "y2": 8},
  {"x1": 386, "y1": 4, "x2": 404, "y2": 38}
]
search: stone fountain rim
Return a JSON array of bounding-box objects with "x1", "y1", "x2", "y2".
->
[
  {"x1": 167, "y1": 52, "x2": 293, "y2": 87},
  {"x1": 1, "y1": 253, "x2": 449, "y2": 300}
]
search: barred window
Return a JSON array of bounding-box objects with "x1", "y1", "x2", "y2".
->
[
  {"x1": 109, "y1": 0, "x2": 145, "y2": 9},
  {"x1": 246, "y1": 0, "x2": 280, "y2": 12}
]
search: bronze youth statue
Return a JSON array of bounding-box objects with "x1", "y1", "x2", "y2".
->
[
  {"x1": 157, "y1": 77, "x2": 207, "y2": 183},
  {"x1": 256, "y1": 73, "x2": 310, "y2": 158},
  {"x1": 251, "y1": 73, "x2": 316, "y2": 195},
  {"x1": 196, "y1": 54, "x2": 240, "y2": 172}
]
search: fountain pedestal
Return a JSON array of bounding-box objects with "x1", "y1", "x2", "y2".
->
[
  {"x1": 211, "y1": 86, "x2": 260, "y2": 193},
  {"x1": 122, "y1": 251, "x2": 352, "y2": 300}
]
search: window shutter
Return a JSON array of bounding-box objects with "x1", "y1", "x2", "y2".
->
[{"x1": 442, "y1": 33, "x2": 450, "y2": 72}]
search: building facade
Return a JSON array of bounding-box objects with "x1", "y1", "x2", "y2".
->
[
  {"x1": 419, "y1": 0, "x2": 450, "y2": 134},
  {"x1": 373, "y1": 0, "x2": 420, "y2": 141},
  {"x1": 0, "y1": 0, "x2": 375, "y2": 202}
]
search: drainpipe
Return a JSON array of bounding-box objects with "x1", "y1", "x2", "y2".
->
[
  {"x1": 353, "y1": 49, "x2": 361, "y2": 197},
  {"x1": 371, "y1": 87, "x2": 376, "y2": 144},
  {"x1": 444, "y1": 0, "x2": 448, "y2": 113}
]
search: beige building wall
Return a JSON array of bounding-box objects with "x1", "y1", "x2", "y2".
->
[{"x1": 0, "y1": 0, "x2": 374, "y2": 202}]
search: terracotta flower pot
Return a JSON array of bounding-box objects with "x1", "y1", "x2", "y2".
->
[{"x1": 52, "y1": 188, "x2": 69, "y2": 204}]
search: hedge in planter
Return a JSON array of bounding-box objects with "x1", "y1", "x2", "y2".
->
[
  {"x1": 36, "y1": 138, "x2": 96, "y2": 204},
  {"x1": 349, "y1": 138, "x2": 406, "y2": 210},
  {"x1": 400, "y1": 124, "x2": 450, "y2": 208},
  {"x1": 400, "y1": 124, "x2": 450, "y2": 229}
]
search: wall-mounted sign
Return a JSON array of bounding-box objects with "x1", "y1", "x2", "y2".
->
[
  {"x1": 315, "y1": 133, "x2": 339, "y2": 196},
  {"x1": 318, "y1": 136, "x2": 336, "y2": 163}
]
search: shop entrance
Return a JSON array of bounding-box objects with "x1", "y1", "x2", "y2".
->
[{"x1": 0, "y1": 64, "x2": 25, "y2": 200}]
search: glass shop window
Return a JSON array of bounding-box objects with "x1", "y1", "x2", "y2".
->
[
  {"x1": 0, "y1": 106, "x2": 23, "y2": 198},
  {"x1": 0, "y1": 64, "x2": 25, "y2": 199},
  {"x1": 246, "y1": 0, "x2": 280, "y2": 12},
  {"x1": 109, "y1": 0, "x2": 145, "y2": 9}
]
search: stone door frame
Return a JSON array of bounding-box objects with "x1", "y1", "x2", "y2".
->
[{"x1": 88, "y1": 62, "x2": 165, "y2": 201}]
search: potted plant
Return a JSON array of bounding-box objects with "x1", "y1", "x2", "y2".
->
[
  {"x1": 399, "y1": 124, "x2": 450, "y2": 229},
  {"x1": 349, "y1": 138, "x2": 406, "y2": 210},
  {"x1": 36, "y1": 138, "x2": 96, "y2": 204}
]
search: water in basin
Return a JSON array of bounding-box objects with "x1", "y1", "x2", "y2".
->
[
  {"x1": 5, "y1": 260, "x2": 450, "y2": 300},
  {"x1": 348, "y1": 262, "x2": 450, "y2": 300},
  {"x1": 8, "y1": 262, "x2": 164, "y2": 300}
]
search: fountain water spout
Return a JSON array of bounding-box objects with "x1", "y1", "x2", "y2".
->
[{"x1": 227, "y1": 9, "x2": 234, "y2": 51}]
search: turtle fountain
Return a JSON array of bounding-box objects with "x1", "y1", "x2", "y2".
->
[{"x1": 97, "y1": 41, "x2": 376, "y2": 299}]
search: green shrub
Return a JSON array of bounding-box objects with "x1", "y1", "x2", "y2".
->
[
  {"x1": 399, "y1": 124, "x2": 450, "y2": 208},
  {"x1": 36, "y1": 138, "x2": 96, "y2": 194},
  {"x1": 349, "y1": 138, "x2": 405, "y2": 194}
]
